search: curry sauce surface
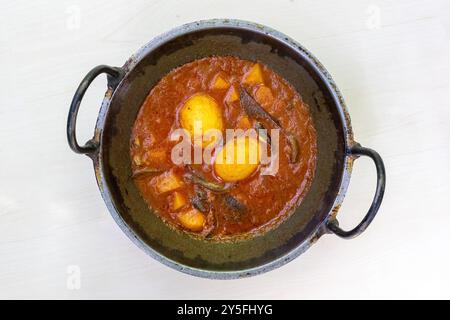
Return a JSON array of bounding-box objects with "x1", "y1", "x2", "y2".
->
[{"x1": 130, "y1": 56, "x2": 317, "y2": 239}]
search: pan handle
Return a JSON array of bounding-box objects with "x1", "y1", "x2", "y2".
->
[
  {"x1": 67, "y1": 65, "x2": 124, "y2": 156},
  {"x1": 327, "y1": 143, "x2": 386, "y2": 239}
]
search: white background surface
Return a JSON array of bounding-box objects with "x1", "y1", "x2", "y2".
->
[{"x1": 1, "y1": 0, "x2": 449, "y2": 299}]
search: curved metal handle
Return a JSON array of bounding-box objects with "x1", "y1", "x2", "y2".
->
[
  {"x1": 67, "y1": 65, "x2": 124, "y2": 156},
  {"x1": 327, "y1": 143, "x2": 386, "y2": 239}
]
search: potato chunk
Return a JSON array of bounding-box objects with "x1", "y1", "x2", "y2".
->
[
  {"x1": 255, "y1": 85, "x2": 274, "y2": 108},
  {"x1": 180, "y1": 93, "x2": 223, "y2": 146},
  {"x1": 152, "y1": 170, "x2": 184, "y2": 194},
  {"x1": 243, "y1": 63, "x2": 264, "y2": 85},
  {"x1": 133, "y1": 154, "x2": 142, "y2": 166},
  {"x1": 144, "y1": 148, "x2": 166, "y2": 165},
  {"x1": 177, "y1": 208, "x2": 205, "y2": 231},
  {"x1": 225, "y1": 86, "x2": 239, "y2": 103},
  {"x1": 212, "y1": 74, "x2": 230, "y2": 90},
  {"x1": 170, "y1": 191, "x2": 187, "y2": 211},
  {"x1": 236, "y1": 115, "x2": 252, "y2": 129},
  {"x1": 214, "y1": 136, "x2": 261, "y2": 182}
]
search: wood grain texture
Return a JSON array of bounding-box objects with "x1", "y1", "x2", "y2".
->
[{"x1": 0, "y1": 0, "x2": 449, "y2": 299}]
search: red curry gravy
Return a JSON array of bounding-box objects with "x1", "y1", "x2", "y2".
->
[{"x1": 130, "y1": 56, "x2": 317, "y2": 240}]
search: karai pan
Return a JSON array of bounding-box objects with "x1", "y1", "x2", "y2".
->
[{"x1": 67, "y1": 19, "x2": 385, "y2": 278}]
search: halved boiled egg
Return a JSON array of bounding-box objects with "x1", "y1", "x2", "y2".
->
[{"x1": 179, "y1": 93, "x2": 223, "y2": 146}]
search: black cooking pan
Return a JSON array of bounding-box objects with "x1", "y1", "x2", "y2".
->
[{"x1": 67, "y1": 19, "x2": 385, "y2": 278}]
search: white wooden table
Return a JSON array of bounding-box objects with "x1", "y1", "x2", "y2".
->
[{"x1": 1, "y1": 0, "x2": 449, "y2": 299}]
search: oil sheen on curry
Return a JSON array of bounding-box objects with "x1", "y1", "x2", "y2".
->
[{"x1": 130, "y1": 56, "x2": 317, "y2": 240}]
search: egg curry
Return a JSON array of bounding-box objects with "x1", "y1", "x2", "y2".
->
[{"x1": 130, "y1": 56, "x2": 317, "y2": 239}]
